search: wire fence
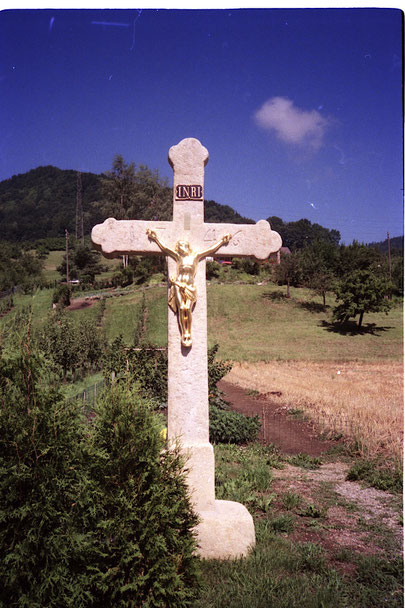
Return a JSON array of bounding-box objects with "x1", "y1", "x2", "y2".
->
[{"x1": 68, "y1": 379, "x2": 106, "y2": 407}]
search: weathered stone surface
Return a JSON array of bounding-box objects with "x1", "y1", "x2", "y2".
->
[
  {"x1": 196, "y1": 500, "x2": 256, "y2": 559},
  {"x1": 91, "y1": 138, "x2": 282, "y2": 559}
]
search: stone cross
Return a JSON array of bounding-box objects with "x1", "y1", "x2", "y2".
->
[{"x1": 92, "y1": 138, "x2": 282, "y2": 559}]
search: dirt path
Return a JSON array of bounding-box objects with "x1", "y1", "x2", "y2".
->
[
  {"x1": 219, "y1": 379, "x2": 403, "y2": 563},
  {"x1": 219, "y1": 379, "x2": 341, "y2": 456}
]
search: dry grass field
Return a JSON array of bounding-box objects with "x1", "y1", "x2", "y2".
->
[{"x1": 226, "y1": 360, "x2": 404, "y2": 463}]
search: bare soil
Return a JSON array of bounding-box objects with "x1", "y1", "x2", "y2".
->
[
  {"x1": 67, "y1": 296, "x2": 100, "y2": 311},
  {"x1": 219, "y1": 379, "x2": 342, "y2": 456},
  {"x1": 219, "y1": 379, "x2": 403, "y2": 565}
]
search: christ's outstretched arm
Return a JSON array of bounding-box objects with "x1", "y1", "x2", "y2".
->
[
  {"x1": 196, "y1": 233, "x2": 232, "y2": 262},
  {"x1": 146, "y1": 229, "x2": 179, "y2": 261}
]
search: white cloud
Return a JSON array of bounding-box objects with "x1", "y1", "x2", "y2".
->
[{"x1": 254, "y1": 97, "x2": 330, "y2": 150}]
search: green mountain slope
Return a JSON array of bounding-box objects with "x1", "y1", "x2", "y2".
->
[{"x1": 0, "y1": 166, "x2": 255, "y2": 242}]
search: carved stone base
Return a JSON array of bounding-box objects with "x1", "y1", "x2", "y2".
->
[{"x1": 195, "y1": 499, "x2": 255, "y2": 560}]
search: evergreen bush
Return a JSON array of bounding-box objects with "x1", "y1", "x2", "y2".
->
[
  {"x1": 0, "y1": 340, "x2": 97, "y2": 607},
  {"x1": 88, "y1": 383, "x2": 201, "y2": 607},
  {"x1": 0, "y1": 332, "x2": 201, "y2": 607},
  {"x1": 209, "y1": 405, "x2": 260, "y2": 444}
]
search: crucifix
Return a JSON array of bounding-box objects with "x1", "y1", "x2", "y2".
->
[{"x1": 92, "y1": 138, "x2": 282, "y2": 559}]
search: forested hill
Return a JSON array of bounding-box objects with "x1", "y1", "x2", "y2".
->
[
  {"x1": 368, "y1": 235, "x2": 404, "y2": 253},
  {"x1": 2, "y1": 161, "x2": 372, "y2": 250},
  {"x1": 0, "y1": 166, "x2": 103, "y2": 242},
  {"x1": 0, "y1": 165, "x2": 255, "y2": 242}
]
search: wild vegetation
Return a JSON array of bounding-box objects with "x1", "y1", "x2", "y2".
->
[
  {"x1": 0, "y1": 156, "x2": 403, "y2": 606},
  {"x1": 0, "y1": 318, "x2": 201, "y2": 607}
]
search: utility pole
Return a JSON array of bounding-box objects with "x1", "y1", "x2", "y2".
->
[
  {"x1": 387, "y1": 231, "x2": 392, "y2": 279},
  {"x1": 65, "y1": 229, "x2": 69, "y2": 283},
  {"x1": 75, "y1": 171, "x2": 84, "y2": 245}
]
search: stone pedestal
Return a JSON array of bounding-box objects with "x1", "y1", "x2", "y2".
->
[{"x1": 197, "y1": 500, "x2": 255, "y2": 559}]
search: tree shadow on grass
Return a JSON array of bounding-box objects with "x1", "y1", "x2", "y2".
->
[
  {"x1": 298, "y1": 301, "x2": 329, "y2": 314},
  {"x1": 262, "y1": 290, "x2": 288, "y2": 301},
  {"x1": 320, "y1": 320, "x2": 393, "y2": 336}
]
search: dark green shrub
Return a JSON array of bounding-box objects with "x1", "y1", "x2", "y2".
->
[
  {"x1": 88, "y1": 383, "x2": 201, "y2": 607},
  {"x1": 207, "y1": 344, "x2": 232, "y2": 397},
  {"x1": 52, "y1": 283, "x2": 71, "y2": 307},
  {"x1": 0, "y1": 340, "x2": 97, "y2": 607},
  {"x1": 209, "y1": 405, "x2": 260, "y2": 444},
  {"x1": 0, "y1": 334, "x2": 201, "y2": 607}
]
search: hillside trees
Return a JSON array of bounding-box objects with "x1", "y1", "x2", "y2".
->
[
  {"x1": 100, "y1": 155, "x2": 172, "y2": 221},
  {"x1": 335, "y1": 241, "x2": 383, "y2": 278},
  {"x1": 57, "y1": 244, "x2": 103, "y2": 283},
  {"x1": 0, "y1": 166, "x2": 102, "y2": 241},
  {"x1": 0, "y1": 243, "x2": 43, "y2": 292},
  {"x1": 267, "y1": 216, "x2": 340, "y2": 250}
]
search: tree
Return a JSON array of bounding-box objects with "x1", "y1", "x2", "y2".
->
[
  {"x1": 300, "y1": 240, "x2": 339, "y2": 306},
  {"x1": 391, "y1": 255, "x2": 404, "y2": 296},
  {"x1": 39, "y1": 312, "x2": 78, "y2": 381},
  {"x1": 273, "y1": 251, "x2": 302, "y2": 298},
  {"x1": 57, "y1": 244, "x2": 103, "y2": 283},
  {"x1": 336, "y1": 241, "x2": 384, "y2": 278},
  {"x1": 100, "y1": 155, "x2": 172, "y2": 221},
  {"x1": 332, "y1": 269, "x2": 392, "y2": 327},
  {"x1": 268, "y1": 217, "x2": 341, "y2": 250}
]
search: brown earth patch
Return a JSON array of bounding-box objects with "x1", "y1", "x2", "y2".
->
[
  {"x1": 67, "y1": 296, "x2": 100, "y2": 311},
  {"x1": 270, "y1": 462, "x2": 403, "y2": 562},
  {"x1": 219, "y1": 379, "x2": 403, "y2": 565},
  {"x1": 219, "y1": 379, "x2": 343, "y2": 456}
]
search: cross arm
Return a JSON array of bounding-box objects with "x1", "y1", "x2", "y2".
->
[
  {"x1": 91, "y1": 217, "x2": 174, "y2": 258},
  {"x1": 201, "y1": 220, "x2": 282, "y2": 261}
]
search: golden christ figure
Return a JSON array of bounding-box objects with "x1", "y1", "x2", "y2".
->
[{"x1": 146, "y1": 229, "x2": 232, "y2": 347}]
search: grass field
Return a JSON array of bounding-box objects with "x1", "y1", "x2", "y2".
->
[
  {"x1": 70, "y1": 282, "x2": 402, "y2": 361},
  {"x1": 42, "y1": 250, "x2": 64, "y2": 282},
  {"x1": 207, "y1": 284, "x2": 403, "y2": 361}
]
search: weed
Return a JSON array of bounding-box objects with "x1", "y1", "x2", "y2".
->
[
  {"x1": 281, "y1": 491, "x2": 302, "y2": 510},
  {"x1": 288, "y1": 407, "x2": 307, "y2": 420},
  {"x1": 347, "y1": 458, "x2": 403, "y2": 494},
  {"x1": 288, "y1": 453, "x2": 322, "y2": 469},
  {"x1": 251, "y1": 493, "x2": 276, "y2": 514},
  {"x1": 269, "y1": 513, "x2": 295, "y2": 533},
  {"x1": 300, "y1": 503, "x2": 328, "y2": 519},
  {"x1": 243, "y1": 462, "x2": 273, "y2": 492},
  {"x1": 215, "y1": 479, "x2": 256, "y2": 506},
  {"x1": 334, "y1": 547, "x2": 355, "y2": 563},
  {"x1": 297, "y1": 542, "x2": 327, "y2": 573}
]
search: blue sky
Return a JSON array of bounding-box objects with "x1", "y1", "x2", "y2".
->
[{"x1": 0, "y1": 8, "x2": 403, "y2": 243}]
